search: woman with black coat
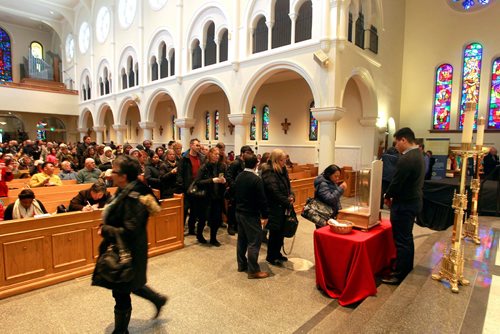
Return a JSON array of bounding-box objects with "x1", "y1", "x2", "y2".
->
[
  {"x1": 144, "y1": 153, "x2": 164, "y2": 190},
  {"x1": 261, "y1": 149, "x2": 295, "y2": 265},
  {"x1": 194, "y1": 147, "x2": 227, "y2": 246},
  {"x1": 159, "y1": 149, "x2": 178, "y2": 199},
  {"x1": 91, "y1": 155, "x2": 167, "y2": 334}
]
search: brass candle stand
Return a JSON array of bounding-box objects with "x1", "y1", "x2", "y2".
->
[
  {"x1": 462, "y1": 145, "x2": 486, "y2": 244},
  {"x1": 432, "y1": 144, "x2": 472, "y2": 293}
]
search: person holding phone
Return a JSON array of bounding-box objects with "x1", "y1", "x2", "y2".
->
[
  {"x1": 194, "y1": 147, "x2": 227, "y2": 246},
  {"x1": 313, "y1": 164, "x2": 347, "y2": 227}
]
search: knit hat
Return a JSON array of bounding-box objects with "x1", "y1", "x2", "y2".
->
[{"x1": 103, "y1": 146, "x2": 112, "y2": 153}]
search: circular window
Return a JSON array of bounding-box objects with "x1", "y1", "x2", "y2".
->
[
  {"x1": 79, "y1": 22, "x2": 90, "y2": 54},
  {"x1": 118, "y1": 0, "x2": 137, "y2": 28},
  {"x1": 149, "y1": 0, "x2": 167, "y2": 11},
  {"x1": 65, "y1": 34, "x2": 74, "y2": 61},
  {"x1": 96, "y1": 7, "x2": 111, "y2": 43}
]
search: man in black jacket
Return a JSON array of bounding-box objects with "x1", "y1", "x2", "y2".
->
[
  {"x1": 176, "y1": 138, "x2": 204, "y2": 234},
  {"x1": 225, "y1": 145, "x2": 254, "y2": 235},
  {"x1": 383, "y1": 127, "x2": 425, "y2": 285},
  {"x1": 233, "y1": 153, "x2": 269, "y2": 279}
]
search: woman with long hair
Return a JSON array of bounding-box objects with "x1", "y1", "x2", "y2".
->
[
  {"x1": 261, "y1": 149, "x2": 295, "y2": 265},
  {"x1": 194, "y1": 147, "x2": 226, "y2": 246}
]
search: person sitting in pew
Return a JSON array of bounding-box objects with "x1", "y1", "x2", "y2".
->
[
  {"x1": 68, "y1": 181, "x2": 111, "y2": 212},
  {"x1": 76, "y1": 158, "x2": 102, "y2": 184},
  {"x1": 28, "y1": 162, "x2": 63, "y2": 187},
  {"x1": 58, "y1": 161, "x2": 78, "y2": 181},
  {"x1": 3, "y1": 189, "x2": 48, "y2": 220}
]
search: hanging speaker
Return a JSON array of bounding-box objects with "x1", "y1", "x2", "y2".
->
[{"x1": 313, "y1": 50, "x2": 329, "y2": 67}]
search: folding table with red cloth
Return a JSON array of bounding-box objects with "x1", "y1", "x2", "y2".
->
[{"x1": 313, "y1": 219, "x2": 396, "y2": 306}]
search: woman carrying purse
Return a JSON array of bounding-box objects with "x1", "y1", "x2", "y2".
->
[{"x1": 261, "y1": 149, "x2": 295, "y2": 266}]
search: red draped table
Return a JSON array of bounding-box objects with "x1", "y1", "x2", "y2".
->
[{"x1": 314, "y1": 219, "x2": 396, "y2": 306}]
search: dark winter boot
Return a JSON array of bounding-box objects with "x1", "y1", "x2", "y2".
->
[
  {"x1": 112, "y1": 307, "x2": 131, "y2": 334},
  {"x1": 133, "y1": 286, "x2": 168, "y2": 319},
  {"x1": 210, "y1": 227, "x2": 221, "y2": 247}
]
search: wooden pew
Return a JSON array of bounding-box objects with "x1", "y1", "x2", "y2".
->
[
  {"x1": 290, "y1": 176, "x2": 315, "y2": 213},
  {"x1": 0, "y1": 195, "x2": 184, "y2": 299},
  {"x1": 289, "y1": 170, "x2": 311, "y2": 180}
]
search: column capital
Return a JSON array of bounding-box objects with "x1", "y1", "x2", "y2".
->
[
  {"x1": 175, "y1": 118, "x2": 195, "y2": 128},
  {"x1": 138, "y1": 121, "x2": 156, "y2": 129},
  {"x1": 359, "y1": 117, "x2": 378, "y2": 127},
  {"x1": 112, "y1": 124, "x2": 127, "y2": 131},
  {"x1": 227, "y1": 113, "x2": 252, "y2": 126},
  {"x1": 93, "y1": 126, "x2": 106, "y2": 132},
  {"x1": 311, "y1": 107, "x2": 346, "y2": 122},
  {"x1": 77, "y1": 127, "x2": 88, "y2": 133}
]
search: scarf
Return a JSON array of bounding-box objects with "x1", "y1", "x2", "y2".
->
[{"x1": 12, "y1": 199, "x2": 44, "y2": 219}]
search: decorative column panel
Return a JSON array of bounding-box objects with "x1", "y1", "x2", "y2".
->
[
  {"x1": 139, "y1": 121, "x2": 156, "y2": 142},
  {"x1": 174, "y1": 118, "x2": 195, "y2": 151},
  {"x1": 93, "y1": 126, "x2": 106, "y2": 145},
  {"x1": 311, "y1": 107, "x2": 345, "y2": 172},
  {"x1": 359, "y1": 117, "x2": 378, "y2": 163},
  {"x1": 112, "y1": 124, "x2": 127, "y2": 145},
  {"x1": 289, "y1": 13, "x2": 297, "y2": 44},
  {"x1": 227, "y1": 114, "x2": 252, "y2": 155},
  {"x1": 266, "y1": 20, "x2": 274, "y2": 51}
]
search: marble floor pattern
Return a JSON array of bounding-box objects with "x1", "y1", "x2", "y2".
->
[{"x1": 0, "y1": 203, "x2": 498, "y2": 333}]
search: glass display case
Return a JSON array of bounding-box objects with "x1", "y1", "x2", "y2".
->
[{"x1": 337, "y1": 160, "x2": 382, "y2": 230}]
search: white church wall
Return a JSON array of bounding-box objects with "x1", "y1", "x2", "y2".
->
[{"x1": 400, "y1": 0, "x2": 500, "y2": 149}]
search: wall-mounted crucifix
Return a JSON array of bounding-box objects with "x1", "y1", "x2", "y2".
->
[
  {"x1": 228, "y1": 123, "x2": 235, "y2": 135},
  {"x1": 281, "y1": 118, "x2": 291, "y2": 134}
]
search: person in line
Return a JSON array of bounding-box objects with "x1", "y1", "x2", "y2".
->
[
  {"x1": 176, "y1": 138, "x2": 204, "y2": 235},
  {"x1": 225, "y1": 145, "x2": 254, "y2": 235},
  {"x1": 144, "y1": 153, "x2": 164, "y2": 190},
  {"x1": 380, "y1": 146, "x2": 400, "y2": 208},
  {"x1": 76, "y1": 158, "x2": 102, "y2": 184},
  {"x1": 3, "y1": 189, "x2": 48, "y2": 220},
  {"x1": 383, "y1": 127, "x2": 425, "y2": 285},
  {"x1": 159, "y1": 149, "x2": 178, "y2": 199},
  {"x1": 28, "y1": 161, "x2": 63, "y2": 187},
  {"x1": 92, "y1": 155, "x2": 167, "y2": 333},
  {"x1": 173, "y1": 142, "x2": 183, "y2": 163},
  {"x1": 68, "y1": 181, "x2": 111, "y2": 212},
  {"x1": 194, "y1": 147, "x2": 227, "y2": 246},
  {"x1": 58, "y1": 161, "x2": 78, "y2": 180},
  {"x1": 261, "y1": 149, "x2": 295, "y2": 266},
  {"x1": 77, "y1": 135, "x2": 92, "y2": 169},
  {"x1": 233, "y1": 153, "x2": 269, "y2": 279},
  {"x1": 313, "y1": 164, "x2": 347, "y2": 227},
  {"x1": 483, "y1": 147, "x2": 499, "y2": 177}
]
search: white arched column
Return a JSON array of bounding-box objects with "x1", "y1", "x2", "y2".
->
[
  {"x1": 312, "y1": 106, "x2": 345, "y2": 172},
  {"x1": 139, "y1": 121, "x2": 156, "y2": 142},
  {"x1": 77, "y1": 128, "x2": 88, "y2": 142},
  {"x1": 359, "y1": 116, "x2": 379, "y2": 165},
  {"x1": 227, "y1": 114, "x2": 252, "y2": 155},
  {"x1": 174, "y1": 118, "x2": 195, "y2": 151},
  {"x1": 112, "y1": 124, "x2": 127, "y2": 145},
  {"x1": 93, "y1": 126, "x2": 106, "y2": 145}
]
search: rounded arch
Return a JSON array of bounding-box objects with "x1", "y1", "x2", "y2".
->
[
  {"x1": 341, "y1": 67, "x2": 378, "y2": 119},
  {"x1": 244, "y1": 0, "x2": 272, "y2": 29},
  {"x1": 185, "y1": 2, "x2": 230, "y2": 50},
  {"x1": 117, "y1": 45, "x2": 139, "y2": 73},
  {"x1": 291, "y1": 0, "x2": 316, "y2": 14},
  {"x1": 240, "y1": 61, "x2": 321, "y2": 114},
  {"x1": 116, "y1": 96, "x2": 142, "y2": 126},
  {"x1": 95, "y1": 102, "x2": 114, "y2": 126},
  {"x1": 144, "y1": 88, "x2": 179, "y2": 121},
  {"x1": 184, "y1": 78, "x2": 231, "y2": 119},
  {"x1": 146, "y1": 28, "x2": 176, "y2": 60},
  {"x1": 78, "y1": 107, "x2": 95, "y2": 128},
  {"x1": 96, "y1": 58, "x2": 111, "y2": 80},
  {"x1": 79, "y1": 68, "x2": 92, "y2": 87}
]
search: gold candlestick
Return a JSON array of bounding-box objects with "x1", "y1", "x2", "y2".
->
[{"x1": 432, "y1": 149, "x2": 471, "y2": 293}]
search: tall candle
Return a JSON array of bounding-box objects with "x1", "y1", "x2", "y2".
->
[
  {"x1": 476, "y1": 116, "x2": 485, "y2": 147},
  {"x1": 462, "y1": 110, "x2": 474, "y2": 144}
]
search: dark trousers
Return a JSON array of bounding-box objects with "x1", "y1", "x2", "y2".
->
[
  {"x1": 186, "y1": 196, "x2": 202, "y2": 233},
  {"x1": 198, "y1": 198, "x2": 223, "y2": 241},
  {"x1": 390, "y1": 201, "x2": 420, "y2": 280},
  {"x1": 112, "y1": 285, "x2": 160, "y2": 311},
  {"x1": 267, "y1": 228, "x2": 285, "y2": 262},
  {"x1": 236, "y1": 212, "x2": 263, "y2": 273},
  {"x1": 227, "y1": 200, "x2": 238, "y2": 230}
]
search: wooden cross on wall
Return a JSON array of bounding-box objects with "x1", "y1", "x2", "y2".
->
[{"x1": 281, "y1": 118, "x2": 291, "y2": 134}]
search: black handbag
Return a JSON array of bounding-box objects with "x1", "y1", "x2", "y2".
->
[
  {"x1": 301, "y1": 197, "x2": 334, "y2": 227},
  {"x1": 187, "y1": 181, "x2": 206, "y2": 198},
  {"x1": 95, "y1": 230, "x2": 134, "y2": 284},
  {"x1": 283, "y1": 207, "x2": 299, "y2": 238}
]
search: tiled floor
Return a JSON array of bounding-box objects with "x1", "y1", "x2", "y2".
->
[{"x1": 0, "y1": 204, "x2": 498, "y2": 333}]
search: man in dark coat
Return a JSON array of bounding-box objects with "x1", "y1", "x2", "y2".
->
[
  {"x1": 92, "y1": 155, "x2": 167, "y2": 333},
  {"x1": 68, "y1": 181, "x2": 111, "y2": 212},
  {"x1": 383, "y1": 127, "x2": 425, "y2": 285},
  {"x1": 225, "y1": 145, "x2": 254, "y2": 235},
  {"x1": 233, "y1": 153, "x2": 269, "y2": 279}
]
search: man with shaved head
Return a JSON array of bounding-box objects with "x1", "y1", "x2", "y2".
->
[{"x1": 76, "y1": 158, "x2": 102, "y2": 184}]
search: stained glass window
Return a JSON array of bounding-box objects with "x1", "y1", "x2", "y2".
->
[
  {"x1": 214, "y1": 110, "x2": 220, "y2": 140},
  {"x1": 250, "y1": 106, "x2": 257, "y2": 140},
  {"x1": 459, "y1": 42, "x2": 482, "y2": 129},
  {"x1": 309, "y1": 101, "x2": 318, "y2": 140},
  {"x1": 432, "y1": 64, "x2": 453, "y2": 130},
  {"x1": 205, "y1": 111, "x2": 210, "y2": 140},
  {"x1": 0, "y1": 27, "x2": 12, "y2": 82},
  {"x1": 488, "y1": 57, "x2": 500, "y2": 129},
  {"x1": 262, "y1": 105, "x2": 269, "y2": 140}
]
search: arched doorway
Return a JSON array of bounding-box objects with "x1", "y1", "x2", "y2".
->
[
  {"x1": 0, "y1": 114, "x2": 25, "y2": 142},
  {"x1": 148, "y1": 92, "x2": 178, "y2": 144},
  {"x1": 41, "y1": 117, "x2": 66, "y2": 142}
]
